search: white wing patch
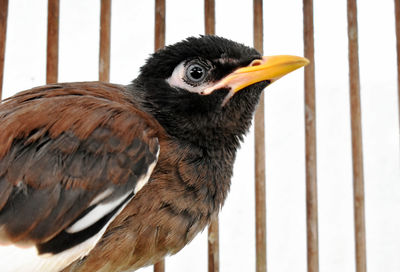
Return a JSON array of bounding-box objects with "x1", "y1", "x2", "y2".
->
[
  {"x1": 89, "y1": 188, "x2": 114, "y2": 206},
  {"x1": 66, "y1": 190, "x2": 132, "y2": 233},
  {"x1": 134, "y1": 148, "x2": 159, "y2": 194}
]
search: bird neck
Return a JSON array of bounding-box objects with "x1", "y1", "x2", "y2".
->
[{"x1": 160, "y1": 137, "x2": 236, "y2": 215}]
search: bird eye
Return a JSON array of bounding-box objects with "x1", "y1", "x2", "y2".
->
[
  {"x1": 185, "y1": 63, "x2": 207, "y2": 83},
  {"x1": 167, "y1": 59, "x2": 212, "y2": 92}
]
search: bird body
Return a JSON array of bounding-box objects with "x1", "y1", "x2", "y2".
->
[
  {"x1": 0, "y1": 82, "x2": 163, "y2": 271},
  {"x1": 0, "y1": 36, "x2": 308, "y2": 271}
]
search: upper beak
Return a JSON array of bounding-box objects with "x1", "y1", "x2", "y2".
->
[{"x1": 202, "y1": 55, "x2": 309, "y2": 96}]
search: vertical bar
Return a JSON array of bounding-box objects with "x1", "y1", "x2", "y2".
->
[
  {"x1": 99, "y1": 0, "x2": 111, "y2": 82},
  {"x1": 0, "y1": 0, "x2": 8, "y2": 99},
  {"x1": 395, "y1": 0, "x2": 400, "y2": 127},
  {"x1": 303, "y1": 1, "x2": 319, "y2": 272},
  {"x1": 347, "y1": 1, "x2": 367, "y2": 272},
  {"x1": 154, "y1": 0, "x2": 165, "y2": 271},
  {"x1": 46, "y1": 0, "x2": 59, "y2": 84},
  {"x1": 204, "y1": 1, "x2": 219, "y2": 272},
  {"x1": 253, "y1": 1, "x2": 266, "y2": 272},
  {"x1": 154, "y1": 0, "x2": 165, "y2": 51},
  {"x1": 205, "y1": 0, "x2": 215, "y2": 35},
  {"x1": 153, "y1": 260, "x2": 165, "y2": 272},
  {"x1": 208, "y1": 215, "x2": 219, "y2": 272}
]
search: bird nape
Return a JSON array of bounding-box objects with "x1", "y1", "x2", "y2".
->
[{"x1": 0, "y1": 35, "x2": 308, "y2": 272}]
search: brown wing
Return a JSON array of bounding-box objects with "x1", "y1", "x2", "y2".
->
[{"x1": 0, "y1": 82, "x2": 161, "y2": 252}]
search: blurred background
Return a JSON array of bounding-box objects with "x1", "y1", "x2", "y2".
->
[{"x1": 1, "y1": 0, "x2": 400, "y2": 271}]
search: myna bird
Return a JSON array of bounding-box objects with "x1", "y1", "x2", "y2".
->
[{"x1": 0, "y1": 36, "x2": 308, "y2": 272}]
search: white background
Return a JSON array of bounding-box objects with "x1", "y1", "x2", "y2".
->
[{"x1": 2, "y1": 0, "x2": 400, "y2": 272}]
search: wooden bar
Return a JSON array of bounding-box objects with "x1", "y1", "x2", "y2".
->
[
  {"x1": 154, "y1": 0, "x2": 165, "y2": 51},
  {"x1": 99, "y1": 0, "x2": 111, "y2": 82},
  {"x1": 153, "y1": 261, "x2": 165, "y2": 272},
  {"x1": 154, "y1": 0, "x2": 165, "y2": 271},
  {"x1": 0, "y1": 0, "x2": 8, "y2": 99},
  {"x1": 204, "y1": 1, "x2": 219, "y2": 271},
  {"x1": 205, "y1": 0, "x2": 215, "y2": 35},
  {"x1": 208, "y1": 215, "x2": 219, "y2": 272},
  {"x1": 204, "y1": 1, "x2": 219, "y2": 272},
  {"x1": 253, "y1": 1, "x2": 266, "y2": 272},
  {"x1": 303, "y1": 1, "x2": 319, "y2": 272},
  {"x1": 347, "y1": 0, "x2": 367, "y2": 272},
  {"x1": 46, "y1": 0, "x2": 59, "y2": 84},
  {"x1": 395, "y1": 0, "x2": 400, "y2": 127}
]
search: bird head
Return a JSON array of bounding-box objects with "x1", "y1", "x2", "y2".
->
[{"x1": 131, "y1": 35, "x2": 308, "y2": 150}]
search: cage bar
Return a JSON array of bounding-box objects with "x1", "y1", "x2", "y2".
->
[
  {"x1": 205, "y1": 0, "x2": 215, "y2": 36},
  {"x1": 154, "y1": 260, "x2": 165, "y2": 272},
  {"x1": 154, "y1": 0, "x2": 165, "y2": 51},
  {"x1": 303, "y1": 1, "x2": 319, "y2": 272},
  {"x1": 253, "y1": 1, "x2": 266, "y2": 272},
  {"x1": 154, "y1": 0, "x2": 166, "y2": 271},
  {"x1": 0, "y1": 0, "x2": 8, "y2": 99},
  {"x1": 346, "y1": 0, "x2": 367, "y2": 271},
  {"x1": 46, "y1": 0, "x2": 59, "y2": 84},
  {"x1": 204, "y1": 1, "x2": 220, "y2": 272},
  {"x1": 208, "y1": 215, "x2": 219, "y2": 272},
  {"x1": 99, "y1": 0, "x2": 111, "y2": 82},
  {"x1": 395, "y1": 0, "x2": 400, "y2": 127}
]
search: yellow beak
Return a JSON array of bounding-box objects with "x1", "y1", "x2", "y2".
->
[{"x1": 202, "y1": 55, "x2": 309, "y2": 96}]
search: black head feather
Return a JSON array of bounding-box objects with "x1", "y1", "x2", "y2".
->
[
  {"x1": 139, "y1": 35, "x2": 261, "y2": 79},
  {"x1": 129, "y1": 35, "x2": 269, "y2": 152}
]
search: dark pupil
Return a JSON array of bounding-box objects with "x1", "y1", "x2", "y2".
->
[{"x1": 190, "y1": 66, "x2": 204, "y2": 80}]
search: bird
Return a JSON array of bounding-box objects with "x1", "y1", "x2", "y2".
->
[{"x1": 0, "y1": 35, "x2": 308, "y2": 272}]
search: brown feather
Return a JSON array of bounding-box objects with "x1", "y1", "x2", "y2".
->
[{"x1": 0, "y1": 82, "x2": 163, "y2": 245}]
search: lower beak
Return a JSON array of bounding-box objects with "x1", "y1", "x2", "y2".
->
[{"x1": 202, "y1": 55, "x2": 309, "y2": 96}]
